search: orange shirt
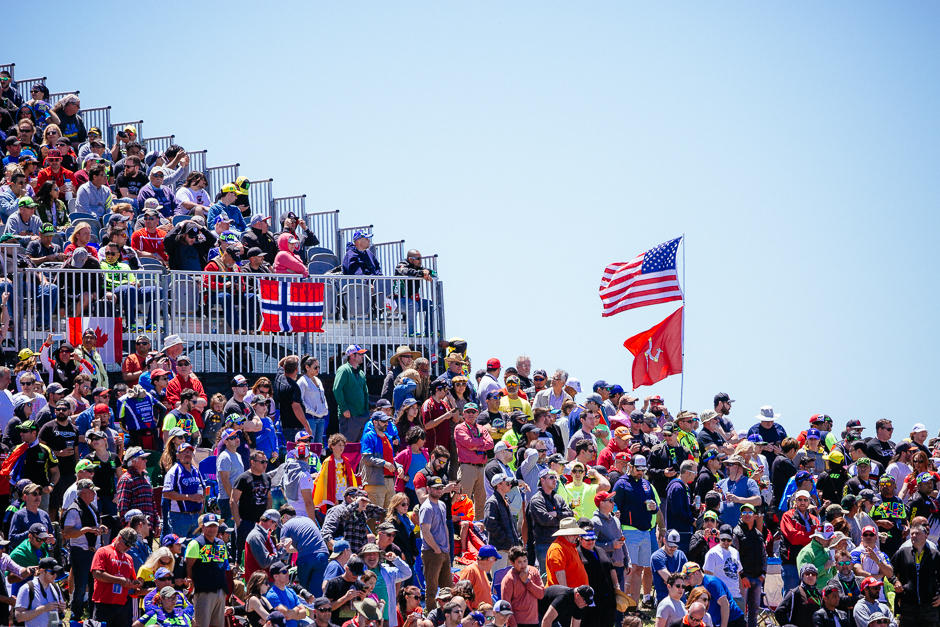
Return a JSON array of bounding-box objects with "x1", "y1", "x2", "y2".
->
[
  {"x1": 545, "y1": 538, "x2": 588, "y2": 588},
  {"x1": 457, "y1": 562, "x2": 492, "y2": 609},
  {"x1": 452, "y1": 495, "x2": 474, "y2": 521}
]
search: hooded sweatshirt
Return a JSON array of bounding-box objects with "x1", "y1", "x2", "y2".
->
[
  {"x1": 273, "y1": 233, "x2": 308, "y2": 276},
  {"x1": 341, "y1": 241, "x2": 381, "y2": 276}
]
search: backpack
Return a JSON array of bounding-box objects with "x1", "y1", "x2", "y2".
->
[{"x1": 14, "y1": 579, "x2": 62, "y2": 627}]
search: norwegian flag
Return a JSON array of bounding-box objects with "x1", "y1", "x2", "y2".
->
[{"x1": 259, "y1": 280, "x2": 325, "y2": 333}]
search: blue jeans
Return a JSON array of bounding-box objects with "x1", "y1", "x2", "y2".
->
[
  {"x1": 400, "y1": 296, "x2": 432, "y2": 335},
  {"x1": 296, "y1": 552, "x2": 328, "y2": 597},
  {"x1": 112, "y1": 284, "x2": 160, "y2": 326},
  {"x1": 742, "y1": 576, "x2": 763, "y2": 627},
  {"x1": 782, "y1": 564, "x2": 800, "y2": 595},
  {"x1": 217, "y1": 292, "x2": 258, "y2": 332},
  {"x1": 308, "y1": 416, "x2": 327, "y2": 448},
  {"x1": 0, "y1": 280, "x2": 58, "y2": 327},
  {"x1": 169, "y1": 511, "x2": 200, "y2": 538},
  {"x1": 219, "y1": 499, "x2": 233, "y2": 527},
  {"x1": 535, "y1": 542, "x2": 552, "y2": 577}
]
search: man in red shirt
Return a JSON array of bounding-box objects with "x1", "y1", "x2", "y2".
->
[
  {"x1": 35, "y1": 149, "x2": 75, "y2": 190},
  {"x1": 164, "y1": 354, "x2": 208, "y2": 427},
  {"x1": 597, "y1": 427, "x2": 632, "y2": 470},
  {"x1": 131, "y1": 208, "x2": 168, "y2": 262},
  {"x1": 121, "y1": 334, "x2": 152, "y2": 385},
  {"x1": 421, "y1": 380, "x2": 458, "y2": 454},
  {"x1": 91, "y1": 527, "x2": 142, "y2": 627}
]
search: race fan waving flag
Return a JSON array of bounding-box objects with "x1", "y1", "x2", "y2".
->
[{"x1": 599, "y1": 237, "x2": 683, "y2": 316}]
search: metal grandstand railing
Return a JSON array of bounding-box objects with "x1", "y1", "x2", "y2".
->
[
  {"x1": 188, "y1": 150, "x2": 207, "y2": 176},
  {"x1": 337, "y1": 225, "x2": 373, "y2": 255},
  {"x1": 207, "y1": 164, "x2": 239, "y2": 195},
  {"x1": 142, "y1": 134, "x2": 175, "y2": 155},
  {"x1": 373, "y1": 240, "x2": 405, "y2": 276},
  {"x1": 108, "y1": 120, "x2": 142, "y2": 146},
  {"x1": 16, "y1": 77, "x2": 46, "y2": 102},
  {"x1": 48, "y1": 91, "x2": 78, "y2": 105},
  {"x1": 12, "y1": 263, "x2": 445, "y2": 375},
  {"x1": 249, "y1": 179, "x2": 274, "y2": 216},
  {"x1": 273, "y1": 195, "x2": 306, "y2": 225},
  {"x1": 306, "y1": 210, "x2": 340, "y2": 255},
  {"x1": 80, "y1": 106, "x2": 111, "y2": 140},
  {"x1": 0, "y1": 64, "x2": 14, "y2": 80}
]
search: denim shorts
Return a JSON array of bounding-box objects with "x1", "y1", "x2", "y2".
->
[{"x1": 623, "y1": 528, "x2": 653, "y2": 567}]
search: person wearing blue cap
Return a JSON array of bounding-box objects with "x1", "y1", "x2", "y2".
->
[
  {"x1": 341, "y1": 229, "x2": 381, "y2": 276},
  {"x1": 457, "y1": 545, "x2": 500, "y2": 610}
]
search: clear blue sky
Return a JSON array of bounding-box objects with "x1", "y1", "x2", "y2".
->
[{"x1": 7, "y1": 2, "x2": 938, "y2": 437}]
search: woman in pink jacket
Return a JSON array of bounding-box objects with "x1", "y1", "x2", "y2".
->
[{"x1": 272, "y1": 232, "x2": 308, "y2": 276}]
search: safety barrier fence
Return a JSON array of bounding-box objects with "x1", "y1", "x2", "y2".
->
[
  {"x1": 249, "y1": 179, "x2": 274, "y2": 216},
  {"x1": 187, "y1": 150, "x2": 208, "y2": 177},
  {"x1": 142, "y1": 135, "x2": 175, "y2": 156},
  {"x1": 0, "y1": 64, "x2": 14, "y2": 79},
  {"x1": 109, "y1": 120, "x2": 143, "y2": 146},
  {"x1": 273, "y1": 195, "x2": 306, "y2": 226},
  {"x1": 48, "y1": 91, "x2": 78, "y2": 106},
  {"x1": 11, "y1": 263, "x2": 445, "y2": 376},
  {"x1": 207, "y1": 164, "x2": 240, "y2": 196},
  {"x1": 373, "y1": 240, "x2": 405, "y2": 277},
  {"x1": 16, "y1": 77, "x2": 45, "y2": 102},
  {"x1": 303, "y1": 210, "x2": 339, "y2": 255},
  {"x1": 80, "y1": 107, "x2": 111, "y2": 141}
]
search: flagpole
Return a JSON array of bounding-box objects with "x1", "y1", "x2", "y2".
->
[{"x1": 680, "y1": 233, "x2": 686, "y2": 411}]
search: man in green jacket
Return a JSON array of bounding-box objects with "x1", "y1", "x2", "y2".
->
[
  {"x1": 796, "y1": 523, "x2": 837, "y2": 588},
  {"x1": 333, "y1": 345, "x2": 369, "y2": 441}
]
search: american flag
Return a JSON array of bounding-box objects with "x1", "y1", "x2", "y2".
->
[{"x1": 599, "y1": 237, "x2": 683, "y2": 317}]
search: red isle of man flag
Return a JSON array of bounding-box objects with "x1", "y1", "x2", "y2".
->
[
  {"x1": 259, "y1": 280, "x2": 325, "y2": 333},
  {"x1": 67, "y1": 317, "x2": 124, "y2": 363},
  {"x1": 622, "y1": 306, "x2": 683, "y2": 388}
]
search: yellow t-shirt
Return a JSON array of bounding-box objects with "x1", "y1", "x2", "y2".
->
[{"x1": 499, "y1": 396, "x2": 532, "y2": 419}]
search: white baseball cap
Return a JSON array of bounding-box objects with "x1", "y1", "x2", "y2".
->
[
  {"x1": 631, "y1": 454, "x2": 648, "y2": 468},
  {"x1": 912, "y1": 423, "x2": 928, "y2": 434},
  {"x1": 566, "y1": 378, "x2": 582, "y2": 394}
]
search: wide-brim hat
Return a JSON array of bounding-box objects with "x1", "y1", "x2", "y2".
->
[
  {"x1": 444, "y1": 352, "x2": 467, "y2": 365},
  {"x1": 552, "y1": 517, "x2": 586, "y2": 537},
  {"x1": 390, "y1": 345, "x2": 421, "y2": 366},
  {"x1": 353, "y1": 598, "x2": 382, "y2": 623},
  {"x1": 614, "y1": 590, "x2": 635, "y2": 613},
  {"x1": 756, "y1": 405, "x2": 780, "y2": 421}
]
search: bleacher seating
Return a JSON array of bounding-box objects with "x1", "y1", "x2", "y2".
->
[{"x1": 2, "y1": 61, "x2": 446, "y2": 377}]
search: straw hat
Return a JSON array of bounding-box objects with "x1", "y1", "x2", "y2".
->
[
  {"x1": 614, "y1": 590, "x2": 635, "y2": 613},
  {"x1": 389, "y1": 345, "x2": 421, "y2": 367},
  {"x1": 552, "y1": 517, "x2": 587, "y2": 537},
  {"x1": 444, "y1": 352, "x2": 467, "y2": 365}
]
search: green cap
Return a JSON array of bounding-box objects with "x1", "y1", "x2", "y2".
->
[
  {"x1": 17, "y1": 197, "x2": 37, "y2": 209},
  {"x1": 40, "y1": 223, "x2": 55, "y2": 234},
  {"x1": 15, "y1": 420, "x2": 38, "y2": 431}
]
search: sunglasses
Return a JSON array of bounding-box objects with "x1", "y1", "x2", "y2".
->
[
  {"x1": 534, "y1": 376, "x2": 546, "y2": 381},
  {"x1": 572, "y1": 469, "x2": 585, "y2": 474},
  {"x1": 157, "y1": 575, "x2": 173, "y2": 581},
  {"x1": 838, "y1": 561, "x2": 852, "y2": 566}
]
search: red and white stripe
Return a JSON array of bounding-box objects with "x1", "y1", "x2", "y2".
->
[{"x1": 599, "y1": 256, "x2": 683, "y2": 317}]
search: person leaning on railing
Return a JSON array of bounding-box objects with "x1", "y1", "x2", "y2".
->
[{"x1": 100, "y1": 241, "x2": 160, "y2": 333}]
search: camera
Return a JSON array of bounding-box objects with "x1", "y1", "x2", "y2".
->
[{"x1": 508, "y1": 478, "x2": 519, "y2": 488}]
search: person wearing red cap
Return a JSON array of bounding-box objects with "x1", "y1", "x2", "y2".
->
[
  {"x1": 597, "y1": 427, "x2": 631, "y2": 470},
  {"x1": 590, "y1": 490, "x2": 626, "y2": 577},
  {"x1": 477, "y1": 360, "x2": 502, "y2": 411},
  {"x1": 849, "y1": 525, "x2": 893, "y2": 582},
  {"x1": 853, "y1": 576, "x2": 895, "y2": 627}
]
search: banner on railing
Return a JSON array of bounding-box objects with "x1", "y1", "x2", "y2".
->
[
  {"x1": 259, "y1": 280, "x2": 325, "y2": 333},
  {"x1": 67, "y1": 317, "x2": 124, "y2": 363}
]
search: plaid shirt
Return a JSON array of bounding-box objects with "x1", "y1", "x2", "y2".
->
[
  {"x1": 116, "y1": 467, "x2": 159, "y2": 529},
  {"x1": 321, "y1": 501, "x2": 385, "y2": 554}
]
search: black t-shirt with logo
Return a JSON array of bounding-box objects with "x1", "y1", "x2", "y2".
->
[
  {"x1": 38, "y1": 420, "x2": 79, "y2": 473},
  {"x1": 21, "y1": 442, "x2": 59, "y2": 487},
  {"x1": 116, "y1": 171, "x2": 149, "y2": 197},
  {"x1": 232, "y1": 470, "x2": 271, "y2": 524},
  {"x1": 83, "y1": 451, "x2": 120, "y2": 502}
]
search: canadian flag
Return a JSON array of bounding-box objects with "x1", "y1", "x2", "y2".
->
[{"x1": 67, "y1": 317, "x2": 124, "y2": 363}]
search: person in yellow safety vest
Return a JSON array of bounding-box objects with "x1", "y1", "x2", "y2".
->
[{"x1": 675, "y1": 411, "x2": 702, "y2": 463}]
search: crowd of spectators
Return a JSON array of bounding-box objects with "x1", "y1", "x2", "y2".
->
[{"x1": 3, "y1": 72, "x2": 940, "y2": 627}]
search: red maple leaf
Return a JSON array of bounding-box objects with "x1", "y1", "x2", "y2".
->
[{"x1": 95, "y1": 327, "x2": 109, "y2": 347}]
